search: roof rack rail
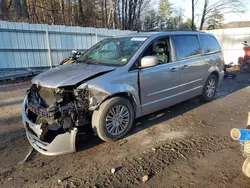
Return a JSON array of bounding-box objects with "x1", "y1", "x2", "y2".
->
[{"x1": 141, "y1": 28, "x2": 203, "y2": 32}]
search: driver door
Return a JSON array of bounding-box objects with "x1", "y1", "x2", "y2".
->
[{"x1": 139, "y1": 37, "x2": 181, "y2": 115}]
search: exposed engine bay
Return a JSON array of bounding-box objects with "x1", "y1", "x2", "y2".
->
[
  {"x1": 26, "y1": 84, "x2": 94, "y2": 141},
  {"x1": 22, "y1": 82, "x2": 110, "y2": 155},
  {"x1": 21, "y1": 62, "x2": 117, "y2": 155}
]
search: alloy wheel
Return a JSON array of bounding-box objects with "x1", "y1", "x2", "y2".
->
[
  {"x1": 206, "y1": 78, "x2": 216, "y2": 98},
  {"x1": 105, "y1": 105, "x2": 130, "y2": 136}
]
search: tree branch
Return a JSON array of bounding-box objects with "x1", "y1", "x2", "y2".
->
[{"x1": 27, "y1": 4, "x2": 60, "y2": 12}]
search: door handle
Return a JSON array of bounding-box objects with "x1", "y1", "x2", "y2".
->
[
  {"x1": 170, "y1": 67, "x2": 178, "y2": 72},
  {"x1": 182, "y1": 65, "x2": 188, "y2": 69}
]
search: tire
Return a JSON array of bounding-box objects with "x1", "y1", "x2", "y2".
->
[
  {"x1": 242, "y1": 158, "x2": 250, "y2": 178},
  {"x1": 201, "y1": 74, "x2": 218, "y2": 102},
  {"x1": 241, "y1": 64, "x2": 250, "y2": 73},
  {"x1": 91, "y1": 97, "x2": 134, "y2": 142}
]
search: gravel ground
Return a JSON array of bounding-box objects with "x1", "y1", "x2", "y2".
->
[{"x1": 1, "y1": 71, "x2": 250, "y2": 188}]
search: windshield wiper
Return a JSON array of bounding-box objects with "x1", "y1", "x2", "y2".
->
[{"x1": 77, "y1": 58, "x2": 99, "y2": 65}]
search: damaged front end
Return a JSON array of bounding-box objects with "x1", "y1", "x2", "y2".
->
[{"x1": 22, "y1": 84, "x2": 93, "y2": 155}]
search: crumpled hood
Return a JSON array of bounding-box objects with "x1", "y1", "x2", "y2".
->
[{"x1": 32, "y1": 63, "x2": 115, "y2": 88}]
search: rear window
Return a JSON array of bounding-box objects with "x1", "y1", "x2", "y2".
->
[
  {"x1": 172, "y1": 35, "x2": 201, "y2": 60},
  {"x1": 199, "y1": 35, "x2": 221, "y2": 55}
]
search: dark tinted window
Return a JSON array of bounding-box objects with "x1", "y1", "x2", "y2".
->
[
  {"x1": 172, "y1": 35, "x2": 201, "y2": 60},
  {"x1": 200, "y1": 35, "x2": 221, "y2": 54}
]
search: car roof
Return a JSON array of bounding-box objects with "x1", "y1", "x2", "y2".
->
[{"x1": 118, "y1": 31, "x2": 213, "y2": 38}]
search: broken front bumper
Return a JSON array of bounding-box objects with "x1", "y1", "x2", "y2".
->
[{"x1": 22, "y1": 95, "x2": 78, "y2": 156}]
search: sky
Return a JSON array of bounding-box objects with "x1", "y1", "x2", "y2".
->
[{"x1": 153, "y1": 0, "x2": 250, "y2": 25}]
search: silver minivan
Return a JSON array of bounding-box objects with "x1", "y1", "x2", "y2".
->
[{"x1": 22, "y1": 32, "x2": 224, "y2": 155}]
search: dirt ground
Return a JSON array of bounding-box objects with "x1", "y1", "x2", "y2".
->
[{"x1": 1, "y1": 72, "x2": 250, "y2": 188}]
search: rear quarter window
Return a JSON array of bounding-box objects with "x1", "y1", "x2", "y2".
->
[
  {"x1": 172, "y1": 35, "x2": 201, "y2": 60},
  {"x1": 199, "y1": 35, "x2": 221, "y2": 55}
]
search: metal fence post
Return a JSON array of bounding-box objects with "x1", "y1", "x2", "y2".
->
[
  {"x1": 45, "y1": 30, "x2": 53, "y2": 68},
  {"x1": 95, "y1": 31, "x2": 98, "y2": 44}
]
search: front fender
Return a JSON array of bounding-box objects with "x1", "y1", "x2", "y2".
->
[{"x1": 77, "y1": 83, "x2": 141, "y2": 118}]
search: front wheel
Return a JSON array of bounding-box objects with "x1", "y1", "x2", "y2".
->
[
  {"x1": 201, "y1": 74, "x2": 218, "y2": 102},
  {"x1": 92, "y1": 97, "x2": 134, "y2": 142}
]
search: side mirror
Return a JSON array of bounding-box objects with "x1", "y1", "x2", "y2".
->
[{"x1": 140, "y1": 56, "x2": 158, "y2": 68}]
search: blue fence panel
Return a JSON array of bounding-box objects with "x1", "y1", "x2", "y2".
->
[{"x1": 0, "y1": 21, "x2": 133, "y2": 69}]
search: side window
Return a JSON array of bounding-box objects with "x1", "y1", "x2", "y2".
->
[
  {"x1": 141, "y1": 37, "x2": 171, "y2": 64},
  {"x1": 200, "y1": 35, "x2": 221, "y2": 54},
  {"x1": 172, "y1": 35, "x2": 201, "y2": 60}
]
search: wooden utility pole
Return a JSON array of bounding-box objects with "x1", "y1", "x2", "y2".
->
[{"x1": 192, "y1": 0, "x2": 195, "y2": 30}]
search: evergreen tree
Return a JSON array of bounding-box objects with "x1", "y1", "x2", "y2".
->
[
  {"x1": 206, "y1": 9, "x2": 224, "y2": 30},
  {"x1": 180, "y1": 18, "x2": 196, "y2": 30},
  {"x1": 158, "y1": 0, "x2": 172, "y2": 29},
  {"x1": 143, "y1": 9, "x2": 158, "y2": 30}
]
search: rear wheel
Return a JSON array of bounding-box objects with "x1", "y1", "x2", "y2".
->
[
  {"x1": 201, "y1": 74, "x2": 218, "y2": 102},
  {"x1": 92, "y1": 97, "x2": 134, "y2": 142}
]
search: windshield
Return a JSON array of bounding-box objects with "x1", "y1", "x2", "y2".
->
[{"x1": 78, "y1": 37, "x2": 147, "y2": 66}]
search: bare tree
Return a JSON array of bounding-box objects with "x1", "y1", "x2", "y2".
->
[
  {"x1": 124, "y1": 0, "x2": 128, "y2": 29},
  {"x1": 104, "y1": 0, "x2": 108, "y2": 25},
  {"x1": 73, "y1": 3, "x2": 78, "y2": 25},
  {"x1": 60, "y1": 0, "x2": 66, "y2": 24},
  {"x1": 191, "y1": 0, "x2": 199, "y2": 30},
  {"x1": 0, "y1": 1, "x2": 4, "y2": 20},
  {"x1": 117, "y1": 0, "x2": 121, "y2": 27},
  {"x1": 0, "y1": 1, "x2": 3, "y2": 20},
  {"x1": 121, "y1": 0, "x2": 124, "y2": 29},
  {"x1": 39, "y1": 0, "x2": 46, "y2": 23},
  {"x1": 30, "y1": 0, "x2": 36, "y2": 23},
  {"x1": 191, "y1": 0, "x2": 194, "y2": 30},
  {"x1": 117, "y1": 0, "x2": 149, "y2": 30},
  {"x1": 108, "y1": 0, "x2": 116, "y2": 28},
  {"x1": 50, "y1": 0, "x2": 56, "y2": 24},
  {"x1": 199, "y1": 0, "x2": 246, "y2": 30},
  {"x1": 199, "y1": 0, "x2": 208, "y2": 30},
  {"x1": 21, "y1": 0, "x2": 29, "y2": 21},
  {"x1": 78, "y1": 0, "x2": 84, "y2": 25},
  {"x1": 0, "y1": 0, "x2": 8, "y2": 20},
  {"x1": 13, "y1": 0, "x2": 22, "y2": 20},
  {"x1": 0, "y1": 0, "x2": 150, "y2": 30},
  {"x1": 71, "y1": 1, "x2": 74, "y2": 25}
]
